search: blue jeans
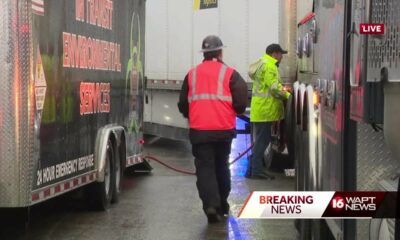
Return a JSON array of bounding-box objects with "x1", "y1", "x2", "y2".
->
[{"x1": 249, "y1": 122, "x2": 272, "y2": 176}]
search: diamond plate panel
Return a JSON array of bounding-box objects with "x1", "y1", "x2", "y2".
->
[
  {"x1": 19, "y1": 0, "x2": 35, "y2": 207},
  {"x1": 356, "y1": 124, "x2": 399, "y2": 240},
  {"x1": 367, "y1": 0, "x2": 400, "y2": 82},
  {"x1": 0, "y1": 0, "x2": 34, "y2": 207},
  {"x1": 368, "y1": 0, "x2": 400, "y2": 69}
]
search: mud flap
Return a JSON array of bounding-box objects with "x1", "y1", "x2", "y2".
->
[
  {"x1": 0, "y1": 207, "x2": 30, "y2": 231},
  {"x1": 130, "y1": 159, "x2": 153, "y2": 172}
]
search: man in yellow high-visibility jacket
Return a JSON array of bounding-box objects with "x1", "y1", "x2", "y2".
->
[{"x1": 246, "y1": 44, "x2": 291, "y2": 179}]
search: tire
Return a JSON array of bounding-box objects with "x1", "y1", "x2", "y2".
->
[
  {"x1": 295, "y1": 126, "x2": 305, "y2": 192},
  {"x1": 303, "y1": 101, "x2": 331, "y2": 240},
  {"x1": 295, "y1": 96, "x2": 311, "y2": 238},
  {"x1": 88, "y1": 140, "x2": 115, "y2": 210},
  {"x1": 285, "y1": 95, "x2": 296, "y2": 169},
  {"x1": 294, "y1": 125, "x2": 304, "y2": 233},
  {"x1": 299, "y1": 130, "x2": 311, "y2": 240},
  {"x1": 111, "y1": 143, "x2": 123, "y2": 204},
  {"x1": 266, "y1": 147, "x2": 292, "y2": 172}
]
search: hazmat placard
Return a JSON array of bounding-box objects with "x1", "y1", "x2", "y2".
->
[
  {"x1": 193, "y1": 0, "x2": 218, "y2": 10},
  {"x1": 35, "y1": 46, "x2": 47, "y2": 111}
]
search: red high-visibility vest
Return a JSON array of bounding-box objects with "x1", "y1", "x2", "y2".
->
[{"x1": 188, "y1": 61, "x2": 236, "y2": 130}]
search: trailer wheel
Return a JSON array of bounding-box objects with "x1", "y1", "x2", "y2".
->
[
  {"x1": 294, "y1": 121, "x2": 306, "y2": 232},
  {"x1": 89, "y1": 140, "x2": 115, "y2": 210},
  {"x1": 299, "y1": 130, "x2": 311, "y2": 240},
  {"x1": 294, "y1": 120, "x2": 304, "y2": 192},
  {"x1": 295, "y1": 98, "x2": 312, "y2": 240},
  {"x1": 111, "y1": 142, "x2": 123, "y2": 204},
  {"x1": 285, "y1": 94, "x2": 296, "y2": 169}
]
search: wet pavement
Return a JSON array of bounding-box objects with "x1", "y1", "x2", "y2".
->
[{"x1": 1, "y1": 121, "x2": 297, "y2": 240}]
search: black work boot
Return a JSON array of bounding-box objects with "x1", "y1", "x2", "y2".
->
[
  {"x1": 220, "y1": 202, "x2": 230, "y2": 217},
  {"x1": 205, "y1": 207, "x2": 222, "y2": 223}
]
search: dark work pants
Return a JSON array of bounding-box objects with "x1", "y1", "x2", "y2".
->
[{"x1": 192, "y1": 140, "x2": 232, "y2": 212}]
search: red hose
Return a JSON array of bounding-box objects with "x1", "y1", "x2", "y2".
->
[
  {"x1": 144, "y1": 144, "x2": 253, "y2": 176},
  {"x1": 228, "y1": 143, "x2": 254, "y2": 166},
  {"x1": 144, "y1": 156, "x2": 197, "y2": 175}
]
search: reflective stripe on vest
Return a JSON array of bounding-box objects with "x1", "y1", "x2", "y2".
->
[
  {"x1": 189, "y1": 94, "x2": 232, "y2": 102},
  {"x1": 270, "y1": 82, "x2": 279, "y2": 90},
  {"x1": 270, "y1": 82, "x2": 281, "y2": 97},
  {"x1": 251, "y1": 61, "x2": 271, "y2": 98},
  {"x1": 252, "y1": 79, "x2": 272, "y2": 98},
  {"x1": 252, "y1": 92, "x2": 271, "y2": 97},
  {"x1": 188, "y1": 65, "x2": 231, "y2": 103},
  {"x1": 251, "y1": 68, "x2": 279, "y2": 98},
  {"x1": 188, "y1": 61, "x2": 235, "y2": 130}
]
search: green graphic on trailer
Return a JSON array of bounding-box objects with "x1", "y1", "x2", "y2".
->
[{"x1": 126, "y1": 11, "x2": 144, "y2": 134}]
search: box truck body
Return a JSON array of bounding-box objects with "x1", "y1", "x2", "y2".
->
[{"x1": 0, "y1": 0, "x2": 148, "y2": 209}]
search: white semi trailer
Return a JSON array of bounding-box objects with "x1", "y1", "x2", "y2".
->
[{"x1": 144, "y1": 0, "x2": 280, "y2": 140}]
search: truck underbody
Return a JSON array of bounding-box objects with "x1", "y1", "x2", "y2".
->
[{"x1": 280, "y1": 0, "x2": 400, "y2": 238}]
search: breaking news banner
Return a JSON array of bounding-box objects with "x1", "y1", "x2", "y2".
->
[{"x1": 238, "y1": 191, "x2": 400, "y2": 219}]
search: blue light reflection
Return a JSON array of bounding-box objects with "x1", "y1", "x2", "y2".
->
[{"x1": 230, "y1": 118, "x2": 252, "y2": 177}]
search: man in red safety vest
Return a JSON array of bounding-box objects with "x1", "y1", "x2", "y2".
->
[{"x1": 178, "y1": 35, "x2": 248, "y2": 223}]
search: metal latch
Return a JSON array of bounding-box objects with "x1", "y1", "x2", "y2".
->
[{"x1": 326, "y1": 80, "x2": 336, "y2": 109}]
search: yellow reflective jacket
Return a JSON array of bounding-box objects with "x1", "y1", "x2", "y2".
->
[{"x1": 250, "y1": 54, "x2": 290, "y2": 122}]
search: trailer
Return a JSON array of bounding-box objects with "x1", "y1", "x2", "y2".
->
[
  {"x1": 144, "y1": 0, "x2": 280, "y2": 140},
  {"x1": 0, "y1": 0, "x2": 150, "y2": 214},
  {"x1": 280, "y1": 0, "x2": 400, "y2": 239}
]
